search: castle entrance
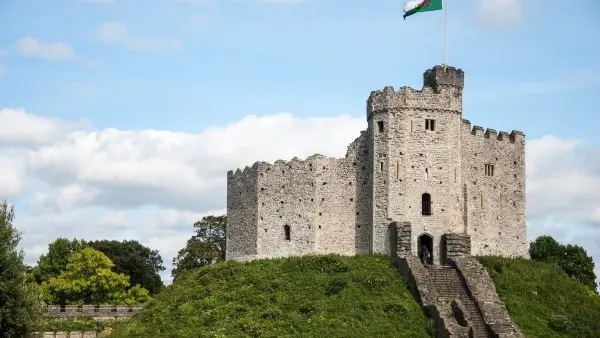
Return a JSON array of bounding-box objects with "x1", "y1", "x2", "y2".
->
[{"x1": 417, "y1": 234, "x2": 433, "y2": 265}]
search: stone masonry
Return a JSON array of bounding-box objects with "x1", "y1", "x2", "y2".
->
[{"x1": 226, "y1": 65, "x2": 528, "y2": 263}]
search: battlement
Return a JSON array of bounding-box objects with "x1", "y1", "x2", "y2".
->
[
  {"x1": 462, "y1": 119, "x2": 525, "y2": 144},
  {"x1": 367, "y1": 65, "x2": 464, "y2": 120},
  {"x1": 423, "y1": 65, "x2": 464, "y2": 91},
  {"x1": 43, "y1": 304, "x2": 143, "y2": 318},
  {"x1": 228, "y1": 154, "x2": 341, "y2": 182}
]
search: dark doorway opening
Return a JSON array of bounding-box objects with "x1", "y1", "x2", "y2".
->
[{"x1": 418, "y1": 234, "x2": 434, "y2": 265}]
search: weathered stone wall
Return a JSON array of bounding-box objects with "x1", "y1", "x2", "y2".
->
[
  {"x1": 442, "y1": 233, "x2": 471, "y2": 264},
  {"x1": 226, "y1": 164, "x2": 259, "y2": 260},
  {"x1": 453, "y1": 256, "x2": 524, "y2": 337},
  {"x1": 367, "y1": 65, "x2": 465, "y2": 262},
  {"x1": 460, "y1": 121, "x2": 528, "y2": 258},
  {"x1": 43, "y1": 304, "x2": 141, "y2": 319},
  {"x1": 31, "y1": 332, "x2": 100, "y2": 338},
  {"x1": 228, "y1": 131, "x2": 373, "y2": 261}
]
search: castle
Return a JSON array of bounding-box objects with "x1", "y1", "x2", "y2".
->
[{"x1": 226, "y1": 65, "x2": 528, "y2": 265}]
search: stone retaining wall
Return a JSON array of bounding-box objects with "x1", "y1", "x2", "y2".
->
[
  {"x1": 44, "y1": 304, "x2": 142, "y2": 318},
  {"x1": 30, "y1": 332, "x2": 100, "y2": 338}
]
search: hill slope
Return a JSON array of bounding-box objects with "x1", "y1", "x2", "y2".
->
[
  {"x1": 477, "y1": 256, "x2": 600, "y2": 338},
  {"x1": 109, "y1": 254, "x2": 434, "y2": 338}
]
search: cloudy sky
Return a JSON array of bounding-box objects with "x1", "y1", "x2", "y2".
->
[{"x1": 1, "y1": 0, "x2": 599, "y2": 285}]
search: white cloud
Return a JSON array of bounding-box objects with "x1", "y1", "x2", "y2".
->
[
  {"x1": 477, "y1": 0, "x2": 522, "y2": 28},
  {"x1": 97, "y1": 22, "x2": 181, "y2": 52},
  {"x1": 15, "y1": 37, "x2": 77, "y2": 61},
  {"x1": 2, "y1": 108, "x2": 598, "y2": 285}
]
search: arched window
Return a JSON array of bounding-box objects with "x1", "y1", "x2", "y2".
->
[
  {"x1": 284, "y1": 225, "x2": 291, "y2": 241},
  {"x1": 422, "y1": 193, "x2": 432, "y2": 216}
]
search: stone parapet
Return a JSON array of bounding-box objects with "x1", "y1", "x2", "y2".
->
[
  {"x1": 389, "y1": 221, "x2": 412, "y2": 258},
  {"x1": 31, "y1": 332, "x2": 98, "y2": 338},
  {"x1": 442, "y1": 233, "x2": 471, "y2": 263},
  {"x1": 43, "y1": 304, "x2": 142, "y2": 318},
  {"x1": 453, "y1": 256, "x2": 524, "y2": 337}
]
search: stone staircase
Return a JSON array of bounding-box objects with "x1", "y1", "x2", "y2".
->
[
  {"x1": 427, "y1": 265, "x2": 489, "y2": 337},
  {"x1": 389, "y1": 222, "x2": 524, "y2": 337}
]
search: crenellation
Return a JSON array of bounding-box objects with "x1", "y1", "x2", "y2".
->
[
  {"x1": 227, "y1": 64, "x2": 528, "y2": 263},
  {"x1": 497, "y1": 131, "x2": 510, "y2": 142},
  {"x1": 484, "y1": 128, "x2": 497, "y2": 139},
  {"x1": 471, "y1": 125, "x2": 484, "y2": 136}
]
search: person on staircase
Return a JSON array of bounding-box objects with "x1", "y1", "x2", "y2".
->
[{"x1": 421, "y1": 244, "x2": 431, "y2": 265}]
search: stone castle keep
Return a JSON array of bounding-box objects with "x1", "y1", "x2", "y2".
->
[{"x1": 226, "y1": 65, "x2": 528, "y2": 265}]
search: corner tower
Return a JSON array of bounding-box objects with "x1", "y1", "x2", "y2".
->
[{"x1": 366, "y1": 65, "x2": 465, "y2": 262}]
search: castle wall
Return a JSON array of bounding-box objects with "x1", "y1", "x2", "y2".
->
[
  {"x1": 226, "y1": 165, "x2": 259, "y2": 260},
  {"x1": 249, "y1": 131, "x2": 371, "y2": 259},
  {"x1": 254, "y1": 158, "x2": 316, "y2": 258},
  {"x1": 460, "y1": 121, "x2": 527, "y2": 257},
  {"x1": 226, "y1": 65, "x2": 528, "y2": 263}
]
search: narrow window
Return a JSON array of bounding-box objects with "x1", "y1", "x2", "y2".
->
[
  {"x1": 425, "y1": 119, "x2": 435, "y2": 131},
  {"x1": 396, "y1": 160, "x2": 399, "y2": 179},
  {"x1": 377, "y1": 121, "x2": 384, "y2": 133},
  {"x1": 284, "y1": 225, "x2": 291, "y2": 241},
  {"x1": 422, "y1": 193, "x2": 432, "y2": 216},
  {"x1": 485, "y1": 164, "x2": 495, "y2": 176},
  {"x1": 425, "y1": 168, "x2": 429, "y2": 179},
  {"x1": 380, "y1": 161, "x2": 384, "y2": 172}
]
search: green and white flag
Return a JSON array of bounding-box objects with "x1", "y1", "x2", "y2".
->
[{"x1": 403, "y1": 0, "x2": 443, "y2": 19}]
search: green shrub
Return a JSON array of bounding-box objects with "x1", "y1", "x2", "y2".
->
[{"x1": 478, "y1": 256, "x2": 600, "y2": 338}]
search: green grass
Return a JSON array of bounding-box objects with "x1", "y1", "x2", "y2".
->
[
  {"x1": 477, "y1": 256, "x2": 600, "y2": 338},
  {"x1": 108, "y1": 254, "x2": 434, "y2": 338}
]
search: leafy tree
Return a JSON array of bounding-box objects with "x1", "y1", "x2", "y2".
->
[
  {"x1": 41, "y1": 247, "x2": 151, "y2": 306},
  {"x1": 33, "y1": 237, "x2": 88, "y2": 284},
  {"x1": 0, "y1": 201, "x2": 44, "y2": 337},
  {"x1": 529, "y1": 235, "x2": 597, "y2": 291},
  {"x1": 88, "y1": 239, "x2": 165, "y2": 294},
  {"x1": 171, "y1": 215, "x2": 226, "y2": 281}
]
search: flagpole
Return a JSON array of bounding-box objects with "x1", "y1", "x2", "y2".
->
[{"x1": 444, "y1": 0, "x2": 447, "y2": 66}]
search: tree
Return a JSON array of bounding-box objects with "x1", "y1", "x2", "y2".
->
[
  {"x1": 0, "y1": 201, "x2": 44, "y2": 337},
  {"x1": 41, "y1": 247, "x2": 151, "y2": 306},
  {"x1": 88, "y1": 239, "x2": 166, "y2": 294},
  {"x1": 33, "y1": 237, "x2": 88, "y2": 284},
  {"x1": 529, "y1": 235, "x2": 598, "y2": 291},
  {"x1": 171, "y1": 215, "x2": 226, "y2": 281}
]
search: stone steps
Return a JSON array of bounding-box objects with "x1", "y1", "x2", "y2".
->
[{"x1": 427, "y1": 266, "x2": 490, "y2": 338}]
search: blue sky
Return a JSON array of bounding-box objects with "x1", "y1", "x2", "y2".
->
[{"x1": 0, "y1": 0, "x2": 599, "y2": 285}]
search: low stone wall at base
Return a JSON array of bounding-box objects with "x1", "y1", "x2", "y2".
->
[
  {"x1": 453, "y1": 256, "x2": 524, "y2": 337},
  {"x1": 44, "y1": 304, "x2": 142, "y2": 319},
  {"x1": 31, "y1": 332, "x2": 102, "y2": 338}
]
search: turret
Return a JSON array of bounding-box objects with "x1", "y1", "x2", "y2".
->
[{"x1": 423, "y1": 65, "x2": 464, "y2": 93}]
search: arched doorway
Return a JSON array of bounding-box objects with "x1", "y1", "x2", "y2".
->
[{"x1": 417, "y1": 233, "x2": 434, "y2": 265}]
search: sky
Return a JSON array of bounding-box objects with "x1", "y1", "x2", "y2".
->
[{"x1": 0, "y1": 0, "x2": 599, "y2": 285}]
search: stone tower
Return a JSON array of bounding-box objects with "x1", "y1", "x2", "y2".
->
[
  {"x1": 367, "y1": 65, "x2": 466, "y2": 262},
  {"x1": 226, "y1": 65, "x2": 527, "y2": 263}
]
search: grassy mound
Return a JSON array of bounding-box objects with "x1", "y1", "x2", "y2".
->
[
  {"x1": 108, "y1": 254, "x2": 434, "y2": 338},
  {"x1": 477, "y1": 256, "x2": 600, "y2": 337}
]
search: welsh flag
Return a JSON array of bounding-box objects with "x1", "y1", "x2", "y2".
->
[{"x1": 403, "y1": 0, "x2": 443, "y2": 19}]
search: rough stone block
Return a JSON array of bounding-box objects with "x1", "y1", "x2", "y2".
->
[{"x1": 82, "y1": 305, "x2": 96, "y2": 315}]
